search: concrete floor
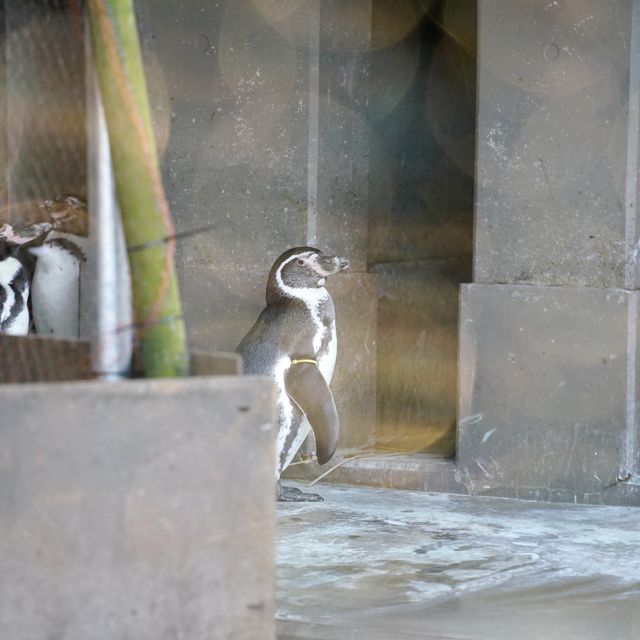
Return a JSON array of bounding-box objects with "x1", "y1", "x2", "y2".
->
[{"x1": 276, "y1": 483, "x2": 640, "y2": 640}]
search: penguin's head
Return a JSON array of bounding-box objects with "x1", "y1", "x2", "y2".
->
[{"x1": 267, "y1": 246, "x2": 349, "y2": 301}]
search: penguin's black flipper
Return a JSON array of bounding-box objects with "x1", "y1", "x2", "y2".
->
[{"x1": 285, "y1": 362, "x2": 339, "y2": 465}]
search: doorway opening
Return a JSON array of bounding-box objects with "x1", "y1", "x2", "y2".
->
[{"x1": 367, "y1": 0, "x2": 476, "y2": 460}]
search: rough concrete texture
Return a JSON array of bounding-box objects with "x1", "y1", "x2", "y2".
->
[
  {"x1": 277, "y1": 483, "x2": 640, "y2": 640},
  {"x1": 179, "y1": 267, "x2": 377, "y2": 450},
  {"x1": 137, "y1": 0, "x2": 370, "y2": 273},
  {"x1": 316, "y1": 0, "x2": 371, "y2": 272},
  {"x1": 458, "y1": 283, "x2": 639, "y2": 504},
  {"x1": 474, "y1": 0, "x2": 636, "y2": 288},
  {"x1": 372, "y1": 258, "x2": 471, "y2": 456},
  {"x1": 0, "y1": 377, "x2": 276, "y2": 640},
  {"x1": 136, "y1": 0, "x2": 309, "y2": 272}
]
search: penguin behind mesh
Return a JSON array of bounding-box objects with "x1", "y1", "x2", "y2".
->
[
  {"x1": 0, "y1": 249, "x2": 30, "y2": 336},
  {"x1": 28, "y1": 231, "x2": 88, "y2": 338},
  {"x1": 237, "y1": 246, "x2": 350, "y2": 502}
]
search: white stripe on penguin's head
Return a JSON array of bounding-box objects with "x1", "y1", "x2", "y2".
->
[
  {"x1": 266, "y1": 246, "x2": 349, "y2": 305},
  {"x1": 275, "y1": 251, "x2": 318, "y2": 293}
]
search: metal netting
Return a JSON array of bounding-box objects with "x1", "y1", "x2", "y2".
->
[
  {"x1": 4, "y1": 0, "x2": 85, "y2": 209},
  {"x1": 0, "y1": 0, "x2": 91, "y2": 382}
]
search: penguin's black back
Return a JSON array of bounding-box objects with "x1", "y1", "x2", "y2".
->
[{"x1": 237, "y1": 297, "x2": 333, "y2": 375}]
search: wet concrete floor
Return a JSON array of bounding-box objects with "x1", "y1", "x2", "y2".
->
[{"x1": 277, "y1": 483, "x2": 640, "y2": 640}]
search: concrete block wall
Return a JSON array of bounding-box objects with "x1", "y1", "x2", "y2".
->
[{"x1": 458, "y1": 0, "x2": 640, "y2": 505}]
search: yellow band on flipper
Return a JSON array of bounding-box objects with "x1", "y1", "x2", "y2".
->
[{"x1": 290, "y1": 358, "x2": 318, "y2": 366}]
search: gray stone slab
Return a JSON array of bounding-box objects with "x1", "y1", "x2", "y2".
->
[
  {"x1": 179, "y1": 265, "x2": 377, "y2": 450},
  {"x1": 458, "y1": 283, "x2": 637, "y2": 500},
  {"x1": 0, "y1": 376, "x2": 276, "y2": 640},
  {"x1": 371, "y1": 258, "x2": 471, "y2": 456},
  {"x1": 475, "y1": 0, "x2": 637, "y2": 288}
]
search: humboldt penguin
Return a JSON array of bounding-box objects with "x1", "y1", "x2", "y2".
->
[
  {"x1": 237, "y1": 246, "x2": 349, "y2": 502},
  {"x1": 0, "y1": 252, "x2": 30, "y2": 335},
  {"x1": 28, "y1": 231, "x2": 88, "y2": 338}
]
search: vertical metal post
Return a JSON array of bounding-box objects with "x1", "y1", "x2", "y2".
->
[
  {"x1": 623, "y1": 0, "x2": 640, "y2": 482},
  {"x1": 306, "y1": 0, "x2": 321, "y2": 248},
  {"x1": 85, "y1": 22, "x2": 132, "y2": 380}
]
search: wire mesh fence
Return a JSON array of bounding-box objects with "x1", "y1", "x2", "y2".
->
[{"x1": 0, "y1": 0, "x2": 91, "y2": 382}]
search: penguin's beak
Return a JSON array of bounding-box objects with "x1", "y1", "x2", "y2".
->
[{"x1": 313, "y1": 254, "x2": 350, "y2": 276}]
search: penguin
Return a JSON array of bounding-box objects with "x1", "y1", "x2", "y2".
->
[
  {"x1": 0, "y1": 251, "x2": 30, "y2": 335},
  {"x1": 237, "y1": 246, "x2": 350, "y2": 502},
  {"x1": 28, "y1": 231, "x2": 88, "y2": 338}
]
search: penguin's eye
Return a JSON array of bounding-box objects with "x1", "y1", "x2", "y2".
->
[{"x1": 297, "y1": 259, "x2": 304, "y2": 266}]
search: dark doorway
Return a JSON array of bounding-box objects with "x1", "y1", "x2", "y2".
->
[{"x1": 368, "y1": 0, "x2": 477, "y2": 457}]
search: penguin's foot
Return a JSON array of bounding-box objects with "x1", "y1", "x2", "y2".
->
[{"x1": 278, "y1": 485, "x2": 324, "y2": 503}]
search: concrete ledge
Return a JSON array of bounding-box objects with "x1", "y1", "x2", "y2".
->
[
  {"x1": 283, "y1": 452, "x2": 466, "y2": 495},
  {"x1": 0, "y1": 376, "x2": 276, "y2": 640}
]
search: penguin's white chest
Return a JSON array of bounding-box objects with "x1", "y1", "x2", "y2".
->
[
  {"x1": 273, "y1": 356, "x2": 296, "y2": 478},
  {"x1": 31, "y1": 245, "x2": 83, "y2": 338},
  {"x1": 318, "y1": 324, "x2": 337, "y2": 384},
  {"x1": 272, "y1": 295, "x2": 338, "y2": 478}
]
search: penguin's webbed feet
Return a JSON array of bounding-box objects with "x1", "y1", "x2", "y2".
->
[{"x1": 277, "y1": 483, "x2": 324, "y2": 503}]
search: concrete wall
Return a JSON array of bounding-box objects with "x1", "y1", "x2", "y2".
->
[
  {"x1": 458, "y1": 0, "x2": 640, "y2": 505},
  {"x1": 0, "y1": 1, "x2": 6, "y2": 212}
]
